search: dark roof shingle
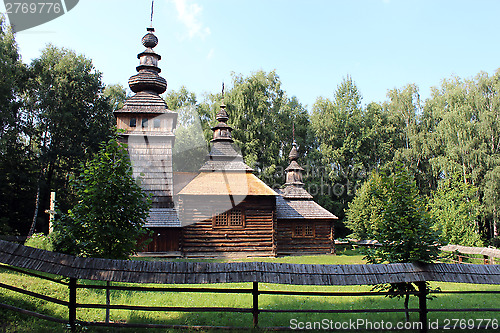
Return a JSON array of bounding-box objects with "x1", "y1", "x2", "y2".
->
[
  {"x1": 276, "y1": 194, "x2": 337, "y2": 220},
  {"x1": 145, "y1": 208, "x2": 181, "y2": 227}
]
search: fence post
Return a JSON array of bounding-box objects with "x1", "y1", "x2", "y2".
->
[
  {"x1": 252, "y1": 282, "x2": 259, "y2": 328},
  {"x1": 417, "y1": 281, "x2": 428, "y2": 333},
  {"x1": 69, "y1": 278, "x2": 77, "y2": 331},
  {"x1": 105, "y1": 281, "x2": 111, "y2": 323}
]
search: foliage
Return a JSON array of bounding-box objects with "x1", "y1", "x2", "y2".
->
[
  {"x1": 24, "y1": 45, "x2": 114, "y2": 234},
  {"x1": 0, "y1": 16, "x2": 35, "y2": 235},
  {"x1": 24, "y1": 233, "x2": 53, "y2": 251},
  {"x1": 212, "y1": 71, "x2": 311, "y2": 187},
  {"x1": 311, "y1": 77, "x2": 405, "y2": 236},
  {"x1": 165, "y1": 86, "x2": 208, "y2": 172},
  {"x1": 52, "y1": 137, "x2": 151, "y2": 259},
  {"x1": 346, "y1": 166, "x2": 441, "y2": 320},
  {"x1": 103, "y1": 83, "x2": 127, "y2": 111},
  {"x1": 347, "y1": 167, "x2": 440, "y2": 264},
  {"x1": 483, "y1": 166, "x2": 500, "y2": 241},
  {"x1": 429, "y1": 176, "x2": 483, "y2": 246},
  {"x1": 165, "y1": 85, "x2": 198, "y2": 126},
  {"x1": 345, "y1": 171, "x2": 385, "y2": 240}
]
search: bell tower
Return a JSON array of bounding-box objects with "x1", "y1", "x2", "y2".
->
[{"x1": 114, "y1": 27, "x2": 177, "y2": 208}]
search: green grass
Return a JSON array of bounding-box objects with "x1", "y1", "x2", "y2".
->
[
  {"x1": 0, "y1": 251, "x2": 499, "y2": 332},
  {"x1": 135, "y1": 248, "x2": 366, "y2": 265}
]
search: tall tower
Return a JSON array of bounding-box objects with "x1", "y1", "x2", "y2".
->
[{"x1": 114, "y1": 27, "x2": 177, "y2": 209}]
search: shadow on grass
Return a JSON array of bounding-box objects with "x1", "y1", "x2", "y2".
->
[{"x1": 0, "y1": 293, "x2": 68, "y2": 333}]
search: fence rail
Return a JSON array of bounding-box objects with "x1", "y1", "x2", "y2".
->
[{"x1": 1, "y1": 240, "x2": 499, "y2": 332}]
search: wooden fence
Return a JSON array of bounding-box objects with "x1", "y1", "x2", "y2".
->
[
  {"x1": 441, "y1": 244, "x2": 500, "y2": 265},
  {"x1": 1, "y1": 240, "x2": 499, "y2": 332}
]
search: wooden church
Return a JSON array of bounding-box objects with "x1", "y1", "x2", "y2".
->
[{"x1": 114, "y1": 27, "x2": 337, "y2": 257}]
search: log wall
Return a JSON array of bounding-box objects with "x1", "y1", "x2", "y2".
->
[
  {"x1": 276, "y1": 219, "x2": 334, "y2": 255},
  {"x1": 181, "y1": 196, "x2": 276, "y2": 256}
]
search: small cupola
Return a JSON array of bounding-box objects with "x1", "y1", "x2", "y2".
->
[{"x1": 282, "y1": 139, "x2": 313, "y2": 199}]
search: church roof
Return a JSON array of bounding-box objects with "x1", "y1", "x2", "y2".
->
[
  {"x1": 275, "y1": 141, "x2": 337, "y2": 220},
  {"x1": 179, "y1": 90, "x2": 273, "y2": 197},
  {"x1": 281, "y1": 141, "x2": 313, "y2": 199},
  {"x1": 281, "y1": 185, "x2": 313, "y2": 199},
  {"x1": 178, "y1": 172, "x2": 276, "y2": 196},
  {"x1": 144, "y1": 208, "x2": 181, "y2": 227},
  {"x1": 115, "y1": 91, "x2": 170, "y2": 115},
  {"x1": 276, "y1": 194, "x2": 338, "y2": 220},
  {"x1": 198, "y1": 142, "x2": 253, "y2": 172}
]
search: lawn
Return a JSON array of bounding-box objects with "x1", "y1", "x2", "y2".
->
[{"x1": 0, "y1": 249, "x2": 499, "y2": 332}]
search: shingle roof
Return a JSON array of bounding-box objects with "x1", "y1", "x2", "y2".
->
[
  {"x1": 198, "y1": 142, "x2": 253, "y2": 172},
  {"x1": 178, "y1": 171, "x2": 276, "y2": 196},
  {"x1": 276, "y1": 194, "x2": 338, "y2": 220},
  {"x1": 281, "y1": 185, "x2": 313, "y2": 199},
  {"x1": 144, "y1": 208, "x2": 181, "y2": 227},
  {"x1": 115, "y1": 91, "x2": 172, "y2": 114}
]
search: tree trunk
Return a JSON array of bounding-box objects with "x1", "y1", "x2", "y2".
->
[
  {"x1": 27, "y1": 185, "x2": 41, "y2": 238},
  {"x1": 29, "y1": 127, "x2": 49, "y2": 237}
]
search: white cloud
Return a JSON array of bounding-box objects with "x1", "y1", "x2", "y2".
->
[{"x1": 172, "y1": 0, "x2": 211, "y2": 39}]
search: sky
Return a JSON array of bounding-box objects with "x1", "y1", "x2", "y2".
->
[{"x1": 2, "y1": 0, "x2": 500, "y2": 110}]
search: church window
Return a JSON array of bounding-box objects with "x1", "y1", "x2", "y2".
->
[
  {"x1": 229, "y1": 209, "x2": 244, "y2": 226},
  {"x1": 142, "y1": 118, "x2": 148, "y2": 128},
  {"x1": 293, "y1": 223, "x2": 315, "y2": 238},
  {"x1": 213, "y1": 209, "x2": 245, "y2": 228},
  {"x1": 214, "y1": 213, "x2": 227, "y2": 227},
  {"x1": 305, "y1": 225, "x2": 314, "y2": 237},
  {"x1": 294, "y1": 225, "x2": 302, "y2": 237},
  {"x1": 130, "y1": 118, "x2": 136, "y2": 127}
]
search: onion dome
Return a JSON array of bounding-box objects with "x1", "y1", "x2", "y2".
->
[
  {"x1": 285, "y1": 141, "x2": 305, "y2": 185},
  {"x1": 288, "y1": 141, "x2": 299, "y2": 161},
  {"x1": 211, "y1": 101, "x2": 233, "y2": 142},
  {"x1": 128, "y1": 27, "x2": 167, "y2": 94},
  {"x1": 283, "y1": 141, "x2": 313, "y2": 199}
]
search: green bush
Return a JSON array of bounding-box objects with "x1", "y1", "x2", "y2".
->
[{"x1": 24, "y1": 233, "x2": 53, "y2": 251}]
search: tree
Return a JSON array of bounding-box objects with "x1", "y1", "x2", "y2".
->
[
  {"x1": 344, "y1": 171, "x2": 385, "y2": 240},
  {"x1": 429, "y1": 176, "x2": 483, "y2": 246},
  {"x1": 103, "y1": 83, "x2": 127, "y2": 111},
  {"x1": 0, "y1": 16, "x2": 35, "y2": 235},
  {"x1": 26, "y1": 45, "x2": 114, "y2": 235},
  {"x1": 164, "y1": 86, "x2": 208, "y2": 172},
  {"x1": 52, "y1": 137, "x2": 151, "y2": 259},
  {"x1": 483, "y1": 166, "x2": 500, "y2": 240},
  {"x1": 311, "y1": 76, "x2": 402, "y2": 236},
  {"x1": 346, "y1": 166, "x2": 440, "y2": 321},
  {"x1": 198, "y1": 71, "x2": 311, "y2": 189}
]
